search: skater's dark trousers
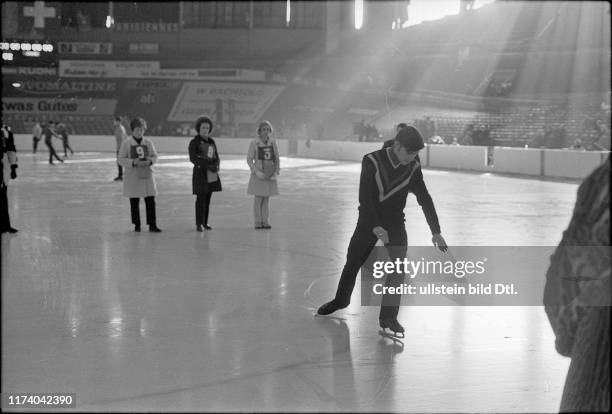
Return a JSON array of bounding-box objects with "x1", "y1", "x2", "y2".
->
[
  {"x1": 62, "y1": 138, "x2": 73, "y2": 156},
  {"x1": 334, "y1": 215, "x2": 407, "y2": 319},
  {"x1": 130, "y1": 196, "x2": 156, "y2": 226},
  {"x1": 0, "y1": 184, "x2": 12, "y2": 231},
  {"x1": 116, "y1": 150, "x2": 123, "y2": 178},
  {"x1": 45, "y1": 140, "x2": 61, "y2": 163},
  {"x1": 195, "y1": 191, "x2": 213, "y2": 226}
]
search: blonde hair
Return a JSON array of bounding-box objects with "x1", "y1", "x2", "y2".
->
[{"x1": 257, "y1": 120, "x2": 273, "y2": 136}]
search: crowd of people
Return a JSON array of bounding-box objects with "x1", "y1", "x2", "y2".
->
[
  {"x1": 456, "y1": 123, "x2": 493, "y2": 146},
  {"x1": 355, "y1": 119, "x2": 381, "y2": 142},
  {"x1": 111, "y1": 115, "x2": 282, "y2": 233}
]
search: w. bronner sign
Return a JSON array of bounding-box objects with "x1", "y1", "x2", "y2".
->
[{"x1": 113, "y1": 22, "x2": 179, "y2": 32}]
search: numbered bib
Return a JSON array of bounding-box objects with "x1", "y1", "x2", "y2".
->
[
  {"x1": 199, "y1": 141, "x2": 216, "y2": 161},
  {"x1": 130, "y1": 144, "x2": 149, "y2": 159},
  {"x1": 257, "y1": 144, "x2": 275, "y2": 161},
  {"x1": 257, "y1": 144, "x2": 276, "y2": 178}
]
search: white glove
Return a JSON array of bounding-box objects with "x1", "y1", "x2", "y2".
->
[{"x1": 255, "y1": 170, "x2": 266, "y2": 179}]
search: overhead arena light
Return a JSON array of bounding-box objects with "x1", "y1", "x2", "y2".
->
[
  {"x1": 12, "y1": 82, "x2": 22, "y2": 88},
  {"x1": 2, "y1": 52, "x2": 14, "y2": 61},
  {"x1": 23, "y1": 50, "x2": 41, "y2": 57},
  {"x1": 32, "y1": 43, "x2": 42, "y2": 52},
  {"x1": 10, "y1": 42, "x2": 20, "y2": 50},
  {"x1": 42, "y1": 44, "x2": 53, "y2": 52},
  {"x1": 21, "y1": 43, "x2": 31, "y2": 51},
  {"x1": 1, "y1": 42, "x2": 9, "y2": 50}
]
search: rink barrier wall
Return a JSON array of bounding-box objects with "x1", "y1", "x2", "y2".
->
[
  {"x1": 542, "y1": 149, "x2": 607, "y2": 179},
  {"x1": 493, "y1": 147, "x2": 542, "y2": 176},
  {"x1": 12, "y1": 135, "x2": 608, "y2": 180},
  {"x1": 13, "y1": 135, "x2": 289, "y2": 158},
  {"x1": 428, "y1": 145, "x2": 489, "y2": 172}
]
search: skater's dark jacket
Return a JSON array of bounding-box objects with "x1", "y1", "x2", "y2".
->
[
  {"x1": 189, "y1": 134, "x2": 222, "y2": 194},
  {"x1": 359, "y1": 147, "x2": 440, "y2": 234}
]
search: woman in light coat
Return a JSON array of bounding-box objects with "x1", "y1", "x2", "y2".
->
[
  {"x1": 118, "y1": 117, "x2": 162, "y2": 233},
  {"x1": 247, "y1": 121, "x2": 280, "y2": 229}
]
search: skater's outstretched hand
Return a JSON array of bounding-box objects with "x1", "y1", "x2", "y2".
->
[
  {"x1": 432, "y1": 233, "x2": 448, "y2": 252},
  {"x1": 372, "y1": 226, "x2": 389, "y2": 244}
]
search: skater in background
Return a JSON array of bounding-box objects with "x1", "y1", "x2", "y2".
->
[
  {"x1": 247, "y1": 121, "x2": 280, "y2": 229},
  {"x1": 56, "y1": 122, "x2": 74, "y2": 157},
  {"x1": 318, "y1": 126, "x2": 448, "y2": 336},
  {"x1": 544, "y1": 156, "x2": 610, "y2": 412},
  {"x1": 1, "y1": 123, "x2": 19, "y2": 234},
  {"x1": 113, "y1": 117, "x2": 127, "y2": 181},
  {"x1": 43, "y1": 121, "x2": 63, "y2": 164},
  {"x1": 32, "y1": 121, "x2": 42, "y2": 154},
  {"x1": 118, "y1": 117, "x2": 162, "y2": 233},
  {"x1": 188, "y1": 116, "x2": 222, "y2": 231}
]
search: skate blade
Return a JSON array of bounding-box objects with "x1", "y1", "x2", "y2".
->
[
  {"x1": 314, "y1": 314, "x2": 347, "y2": 322},
  {"x1": 379, "y1": 328, "x2": 405, "y2": 340}
]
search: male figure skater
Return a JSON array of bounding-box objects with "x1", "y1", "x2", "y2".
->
[{"x1": 318, "y1": 126, "x2": 448, "y2": 336}]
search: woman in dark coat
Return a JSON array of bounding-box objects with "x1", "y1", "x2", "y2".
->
[{"x1": 188, "y1": 116, "x2": 222, "y2": 231}]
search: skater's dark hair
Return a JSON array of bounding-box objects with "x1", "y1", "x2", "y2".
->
[
  {"x1": 130, "y1": 117, "x2": 147, "y2": 130},
  {"x1": 396, "y1": 122, "x2": 408, "y2": 131},
  {"x1": 114, "y1": 116, "x2": 122, "y2": 122},
  {"x1": 195, "y1": 116, "x2": 213, "y2": 135},
  {"x1": 395, "y1": 125, "x2": 424, "y2": 152}
]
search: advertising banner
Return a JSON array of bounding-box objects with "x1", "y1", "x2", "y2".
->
[
  {"x1": 128, "y1": 43, "x2": 159, "y2": 54},
  {"x1": 58, "y1": 60, "x2": 265, "y2": 81},
  {"x1": 58, "y1": 42, "x2": 113, "y2": 55},
  {"x1": 167, "y1": 82, "x2": 284, "y2": 123},
  {"x1": 1, "y1": 97, "x2": 117, "y2": 115},
  {"x1": 114, "y1": 80, "x2": 183, "y2": 126},
  {"x1": 57, "y1": 42, "x2": 113, "y2": 55},
  {"x1": 7, "y1": 78, "x2": 118, "y2": 96},
  {"x1": 1, "y1": 66, "x2": 58, "y2": 76},
  {"x1": 58, "y1": 60, "x2": 159, "y2": 78}
]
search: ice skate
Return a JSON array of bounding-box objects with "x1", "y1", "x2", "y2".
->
[
  {"x1": 379, "y1": 318, "x2": 405, "y2": 339},
  {"x1": 316, "y1": 300, "x2": 347, "y2": 316}
]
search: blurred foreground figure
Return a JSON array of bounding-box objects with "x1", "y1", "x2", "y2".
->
[
  {"x1": 544, "y1": 156, "x2": 610, "y2": 412},
  {"x1": 1, "y1": 123, "x2": 19, "y2": 234}
]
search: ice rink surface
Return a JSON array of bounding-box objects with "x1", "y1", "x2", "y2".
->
[{"x1": 2, "y1": 152, "x2": 581, "y2": 412}]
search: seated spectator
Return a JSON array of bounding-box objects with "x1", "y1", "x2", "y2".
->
[
  {"x1": 428, "y1": 135, "x2": 445, "y2": 145},
  {"x1": 586, "y1": 121, "x2": 611, "y2": 150},
  {"x1": 460, "y1": 124, "x2": 474, "y2": 145},
  {"x1": 547, "y1": 125, "x2": 566, "y2": 149},
  {"x1": 570, "y1": 139, "x2": 585, "y2": 151},
  {"x1": 423, "y1": 116, "x2": 436, "y2": 140},
  {"x1": 472, "y1": 125, "x2": 482, "y2": 145},
  {"x1": 480, "y1": 124, "x2": 492, "y2": 146},
  {"x1": 528, "y1": 131, "x2": 547, "y2": 148}
]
